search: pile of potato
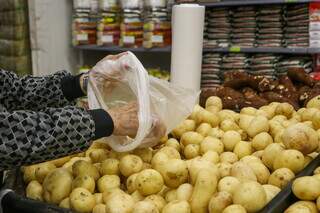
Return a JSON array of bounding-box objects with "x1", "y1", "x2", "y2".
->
[{"x1": 22, "y1": 95, "x2": 320, "y2": 213}]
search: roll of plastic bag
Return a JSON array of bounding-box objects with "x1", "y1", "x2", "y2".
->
[{"x1": 87, "y1": 51, "x2": 199, "y2": 152}]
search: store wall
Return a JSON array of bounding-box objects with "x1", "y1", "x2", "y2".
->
[{"x1": 28, "y1": 0, "x2": 77, "y2": 76}]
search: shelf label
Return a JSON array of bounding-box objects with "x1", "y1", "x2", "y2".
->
[
  {"x1": 123, "y1": 36, "x2": 135, "y2": 44},
  {"x1": 102, "y1": 35, "x2": 113, "y2": 43},
  {"x1": 76, "y1": 34, "x2": 88, "y2": 41},
  {"x1": 229, "y1": 46, "x2": 241, "y2": 52},
  {"x1": 152, "y1": 35, "x2": 163, "y2": 43}
]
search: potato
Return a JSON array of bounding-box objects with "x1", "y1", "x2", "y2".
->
[
  {"x1": 208, "y1": 191, "x2": 233, "y2": 213},
  {"x1": 165, "y1": 138, "x2": 181, "y2": 152},
  {"x1": 133, "y1": 201, "x2": 159, "y2": 213},
  {"x1": 262, "y1": 185, "x2": 281, "y2": 203},
  {"x1": 317, "y1": 197, "x2": 320, "y2": 211},
  {"x1": 176, "y1": 183, "x2": 193, "y2": 201},
  {"x1": 218, "y1": 176, "x2": 240, "y2": 194},
  {"x1": 269, "y1": 120, "x2": 284, "y2": 138},
  {"x1": 272, "y1": 115, "x2": 287, "y2": 122},
  {"x1": 26, "y1": 180, "x2": 43, "y2": 201},
  {"x1": 222, "y1": 131, "x2": 241, "y2": 151},
  {"x1": 231, "y1": 162, "x2": 257, "y2": 182},
  {"x1": 274, "y1": 130, "x2": 284, "y2": 144},
  {"x1": 47, "y1": 156, "x2": 73, "y2": 168},
  {"x1": 162, "y1": 200, "x2": 191, "y2": 213},
  {"x1": 119, "y1": 154, "x2": 143, "y2": 177},
  {"x1": 307, "y1": 95, "x2": 320, "y2": 109},
  {"x1": 87, "y1": 149, "x2": 109, "y2": 163},
  {"x1": 172, "y1": 120, "x2": 196, "y2": 139},
  {"x1": 190, "y1": 169, "x2": 218, "y2": 213},
  {"x1": 201, "y1": 136, "x2": 224, "y2": 154},
  {"x1": 35, "y1": 162, "x2": 56, "y2": 183},
  {"x1": 292, "y1": 176, "x2": 320, "y2": 200},
  {"x1": 207, "y1": 105, "x2": 220, "y2": 114},
  {"x1": 220, "y1": 119, "x2": 240, "y2": 132},
  {"x1": 219, "y1": 110, "x2": 239, "y2": 122},
  {"x1": 92, "y1": 204, "x2": 106, "y2": 213},
  {"x1": 275, "y1": 103, "x2": 294, "y2": 118},
  {"x1": 97, "y1": 175, "x2": 120, "y2": 193},
  {"x1": 282, "y1": 123, "x2": 318, "y2": 154},
  {"x1": 312, "y1": 111, "x2": 320, "y2": 130},
  {"x1": 251, "y1": 132, "x2": 273, "y2": 151},
  {"x1": 202, "y1": 151, "x2": 220, "y2": 164},
  {"x1": 131, "y1": 190, "x2": 145, "y2": 202},
  {"x1": 158, "y1": 146, "x2": 181, "y2": 159},
  {"x1": 180, "y1": 131, "x2": 204, "y2": 146},
  {"x1": 314, "y1": 166, "x2": 320, "y2": 175},
  {"x1": 64, "y1": 157, "x2": 92, "y2": 172},
  {"x1": 184, "y1": 144, "x2": 200, "y2": 159},
  {"x1": 273, "y1": 149, "x2": 304, "y2": 174},
  {"x1": 259, "y1": 105, "x2": 276, "y2": 119},
  {"x1": 145, "y1": 195, "x2": 167, "y2": 211},
  {"x1": 268, "y1": 168, "x2": 295, "y2": 189},
  {"x1": 233, "y1": 141, "x2": 253, "y2": 159},
  {"x1": 165, "y1": 189, "x2": 177, "y2": 202},
  {"x1": 151, "y1": 152, "x2": 169, "y2": 171},
  {"x1": 102, "y1": 189, "x2": 125, "y2": 204},
  {"x1": 237, "y1": 129, "x2": 248, "y2": 141},
  {"x1": 262, "y1": 143, "x2": 285, "y2": 170},
  {"x1": 23, "y1": 165, "x2": 39, "y2": 183},
  {"x1": 252, "y1": 150, "x2": 264, "y2": 160},
  {"x1": 206, "y1": 96, "x2": 223, "y2": 110},
  {"x1": 158, "y1": 159, "x2": 188, "y2": 188},
  {"x1": 222, "y1": 204, "x2": 247, "y2": 213},
  {"x1": 285, "y1": 201, "x2": 318, "y2": 213},
  {"x1": 233, "y1": 181, "x2": 267, "y2": 212},
  {"x1": 240, "y1": 107, "x2": 257, "y2": 116},
  {"x1": 70, "y1": 188, "x2": 95, "y2": 213},
  {"x1": 208, "y1": 128, "x2": 225, "y2": 139},
  {"x1": 100, "y1": 158, "x2": 120, "y2": 176},
  {"x1": 136, "y1": 169, "x2": 164, "y2": 196},
  {"x1": 218, "y1": 163, "x2": 232, "y2": 178},
  {"x1": 133, "y1": 148, "x2": 153, "y2": 163},
  {"x1": 240, "y1": 155, "x2": 262, "y2": 164},
  {"x1": 246, "y1": 162, "x2": 270, "y2": 184},
  {"x1": 220, "y1": 152, "x2": 238, "y2": 164},
  {"x1": 105, "y1": 191, "x2": 135, "y2": 213},
  {"x1": 196, "y1": 109, "x2": 220, "y2": 127},
  {"x1": 239, "y1": 114, "x2": 254, "y2": 131},
  {"x1": 59, "y1": 197, "x2": 70, "y2": 209},
  {"x1": 196, "y1": 123, "x2": 212, "y2": 137},
  {"x1": 246, "y1": 116, "x2": 269, "y2": 138},
  {"x1": 94, "y1": 193, "x2": 103, "y2": 204},
  {"x1": 301, "y1": 108, "x2": 319, "y2": 121},
  {"x1": 190, "y1": 104, "x2": 205, "y2": 120},
  {"x1": 72, "y1": 175, "x2": 95, "y2": 193},
  {"x1": 188, "y1": 158, "x2": 219, "y2": 184},
  {"x1": 43, "y1": 168, "x2": 73, "y2": 204},
  {"x1": 126, "y1": 173, "x2": 138, "y2": 194},
  {"x1": 72, "y1": 160, "x2": 100, "y2": 181}
]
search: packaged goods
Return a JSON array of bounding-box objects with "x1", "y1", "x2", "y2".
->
[{"x1": 72, "y1": 13, "x2": 98, "y2": 46}]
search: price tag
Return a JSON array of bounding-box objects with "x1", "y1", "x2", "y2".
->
[
  {"x1": 102, "y1": 35, "x2": 113, "y2": 43},
  {"x1": 152, "y1": 35, "x2": 163, "y2": 43},
  {"x1": 76, "y1": 34, "x2": 88, "y2": 41},
  {"x1": 123, "y1": 36, "x2": 135, "y2": 44},
  {"x1": 229, "y1": 46, "x2": 241, "y2": 52}
]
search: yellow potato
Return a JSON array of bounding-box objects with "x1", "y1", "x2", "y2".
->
[
  {"x1": 133, "y1": 201, "x2": 159, "y2": 213},
  {"x1": 219, "y1": 110, "x2": 239, "y2": 123},
  {"x1": 72, "y1": 175, "x2": 95, "y2": 193},
  {"x1": 184, "y1": 144, "x2": 200, "y2": 159},
  {"x1": 274, "y1": 130, "x2": 284, "y2": 144},
  {"x1": 151, "y1": 152, "x2": 169, "y2": 171},
  {"x1": 94, "y1": 193, "x2": 103, "y2": 204},
  {"x1": 102, "y1": 189, "x2": 124, "y2": 204},
  {"x1": 206, "y1": 105, "x2": 220, "y2": 114},
  {"x1": 269, "y1": 120, "x2": 284, "y2": 138},
  {"x1": 222, "y1": 131, "x2": 241, "y2": 152},
  {"x1": 200, "y1": 136, "x2": 224, "y2": 154},
  {"x1": 47, "y1": 156, "x2": 72, "y2": 168},
  {"x1": 317, "y1": 197, "x2": 320, "y2": 211},
  {"x1": 208, "y1": 191, "x2": 232, "y2": 213},
  {"x1": 196, "y1": 123, "x2": 212, "y2": 137},
  {"x1": 220, "y1": 119, "x2": 240, "y2": 132},
  {"x1": 285, "y1": 201, "x2": 318, "y2": 213},
  {"x1": 131, "y1": 190, "x2": 145, "y2": 202},
  {"x1": 314, "y1": 166, "x2": 320, "y2": 175},
  {"x1": 165, "y1": 189, "x2": 177, "y2": 202},
  {"x1": 301, "y1": 108, "x2": 319, "y2": 122},
  {"x1": 251, "y1": 132, "x2": 273, "y2": 151},
  {"x1": 188, "y1": 158, "x2": 219, "y2": 184},
  {"x1": 307, "y1": 95, "x2": 320, "y2": 109},
  {"x1": 259, "y1": 105, "x2": 276, "y2": 119},
  {"x1": 70, "y1": 188, "x2": 95, "y2": 213},
  {"x1": 246, "y1": 162, "x2": 270, "y2": 184},
  {"x1": 157, "y1": 159, "x2": 188, "y2": 188},
  {"x1": 240, "y1": 155, "x2": 262, "y2": 164},
  {"x1": 222, "y1": 204, "x2": 247, "y2": 213},
  {"x1": 196, "y1": 109, "x2": 220, "y2": 127},
  {"x1": 158, "y1": 146, "x2": 181, "y2": 159},
  {"x1": 218, "y1": 176, "x2": 240, "y2": 194},
  {"x1": 208, "y1": 128, "x2": 225, "y2": 139},
  {"x1": 35, "y1": 162, "x2": 57, "y2": 183},
  {"x1": 275, "y1": 103, "x2": 294, "y2": 118},
  {"x1": 220, "y1": 152, "x2": 238, "y2": 164},
  {"x1": 72, "y1": 160, "x2": 100, "y2": 181},
  {"x1": 273, "y1": 149, "x2": 304, "y2": 174},
  {"x1": 262, "y1": 143, "x2": 285, "y2": 170},
  {"x1": 172, "y1": 119, "x2": 196, "y2": 139},
  {"x1": 206, "y1": 96, "x2": 223, "y2": 110},
  {"x1": 239, "y1": 114, "x2": 254, "y2": 131},
  {"x1": 119, "y1": 154, "x2": 143, "y2": 177},
  {"x1": 176, "y1": 183, "x2": 193, "y2": 201},
  {"x1": 23, "y1": 165, "x2": 39, "y2": 183},
  {"x1": 233, "y1": 141, "x2": 253, "y2": 159},
  {"x1": 133, "y1": 148, "x2": 153, "y2": 163},
  {"x1": 43, "y1": 168, "x2": 73, "y2": 204},
  {"x1": 268, "y1": 168, "x2": 295, "y2": 189},
  {"x1": 240, "y1": 107, "x2": 257, "y2": 116},
  {"x1": 233, "y1": 181, "x2": 267, "y2": 213},
  {"x1": 126, "y1": 173, "x2": 138, "y2": 194},
  {"x1": 165, "y1": 138, "x2": 181, "y2": 152},
  {"x1": 26, "y1": 180, "x2": 43, "y2": 201},
  {"x1": 202, "y1": 151, "x2": 220, "y2": 164},
  {"x1": 105, "y1": 191, "x2": 135, "y2": 213},
  {"x1": 218, "y1": 163, "x2": 232, "y2": 178},
  {"x1": 231, "y1": 162, "x2": 257, "y2": 182},
  {"x1": 97, "y1": 175, "x2": 120, "y2": 193},
  {"x1": 87, "y1": 149, "x2": 109, "y2": 163},
  {"x1": 100, "y1": 158, "x2": 120, "y2": 176},
  {"x1": 136, "y1": 169, "x2": 164, "y2": 196},
  {"x1": 304, "y1": 156, "x2": 313, "y2": 168},
  {"x1": 252, "y1": 150, "x2": 264, "y2": 160},
  {"x1": 180, "y1": 131, "x2": 204, "y2": 146},
  {"x1": 59, "y1": 197, "x2": 70, "y2": 209},
  {"x1": 92, "y1": 204, "x2": 106, "y2": 213},
  {"x1": 246, "y1": 116, "x2": 269, "y2": 138},
  {"x1": 262, "y1": 184, "x2": 281, "y2": 203},
  {"x1": 162, "y1": 200, "x2": 191, "y2": 213},
  {"x1": 292, "y1": 176, "x2": 320, "y2": 200},
  {"x1": 144, "y1": 194, "x2": 167, "y2": 211}
]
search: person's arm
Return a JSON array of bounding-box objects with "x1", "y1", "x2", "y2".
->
[
  {"x1": 0, "y1": 69, "x2": 85, "y2": 111},
  {"x1": 0, "y1": 106, "x2": 114, "y2": 170}
]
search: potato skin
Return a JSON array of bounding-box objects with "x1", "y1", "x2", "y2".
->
[
  {"x1": 105, "y1": 191, "x2": 135, "y2": 213},
  {"x1": 26, "y1": 180, "x2": 43, "y2": 201},
  {"x1": 72, "y1": 175, "x2": 95, "y2": 193},
  {"x1": 208, "y1": 191, "x2": 233, "y2": 213},
  {"x1": 72, "y1": 160, "x2": 100, "y2": 181},
  {"x1": 158, "y1": 159, "x2": 188, "y2": 188},
  {"x1": 292, "y1": 176, "x2": 320, "y2": 200},
  {"x1": 268, "y1": 168, "x2": 295, "y2": 189},
  {"x1": 70, "y1": 188, "x2": 95, "y2": 213},
  {"x1": 162, "y1": 200, "x2": 191, "y2": 213},
  {"x1": 273, "y1": 149, "x2": 304, "y2": 174},
  {"x1": 222, "y1": 204, "x2": 247, "y2": 213},
  {"x1": 119, "y1": 155, "x2": 143, "y2": 177},
  {"x1": 135, "y1": 169, "x2": 164, "y2": 196}
]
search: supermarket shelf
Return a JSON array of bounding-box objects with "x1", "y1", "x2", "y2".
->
[
  {"x1": 203, "y1": 47, "x2": 320, "y2": 54},
  {"x1": 74, "y1": 45, "x2": 171, "y2": 52},
  {"x1": 198, "y1": 0, "x2": 316, "y2": 7}
]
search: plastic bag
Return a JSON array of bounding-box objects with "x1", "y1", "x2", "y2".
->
[{"x1": 87, "y1": 51, "x2": 199, "y2": 152}]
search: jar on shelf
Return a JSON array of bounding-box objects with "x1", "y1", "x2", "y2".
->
[
  {"x1": 72, "y1": 12, "x2": 98, "y2": 46},
  {"x1": 73, "y1": 0, "x2": 91, "y2": 10}
]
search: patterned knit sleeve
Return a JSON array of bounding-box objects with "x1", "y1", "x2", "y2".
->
[{"x1": 0, "y1": 69, "x2": 84, "y2": 111}]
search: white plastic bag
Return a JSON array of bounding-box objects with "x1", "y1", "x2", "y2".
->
[{"x1": 87, "y1": 51, "x2": 199, "y2": 152}]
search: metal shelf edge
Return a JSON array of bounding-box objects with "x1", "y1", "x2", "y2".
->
[
  {"x1": 198, "y1": 0, "x2": 315, "y2": 7},
  {"x1": 74, "y1": 45, "x2": 172, "y2": 52},
  {"x1": 203, "y1": 47, "x2": 320, "y2": 54}
]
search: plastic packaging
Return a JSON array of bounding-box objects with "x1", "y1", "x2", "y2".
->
[{"x1": 87, "y1": 52, "x2": 199, "y2": 152}]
